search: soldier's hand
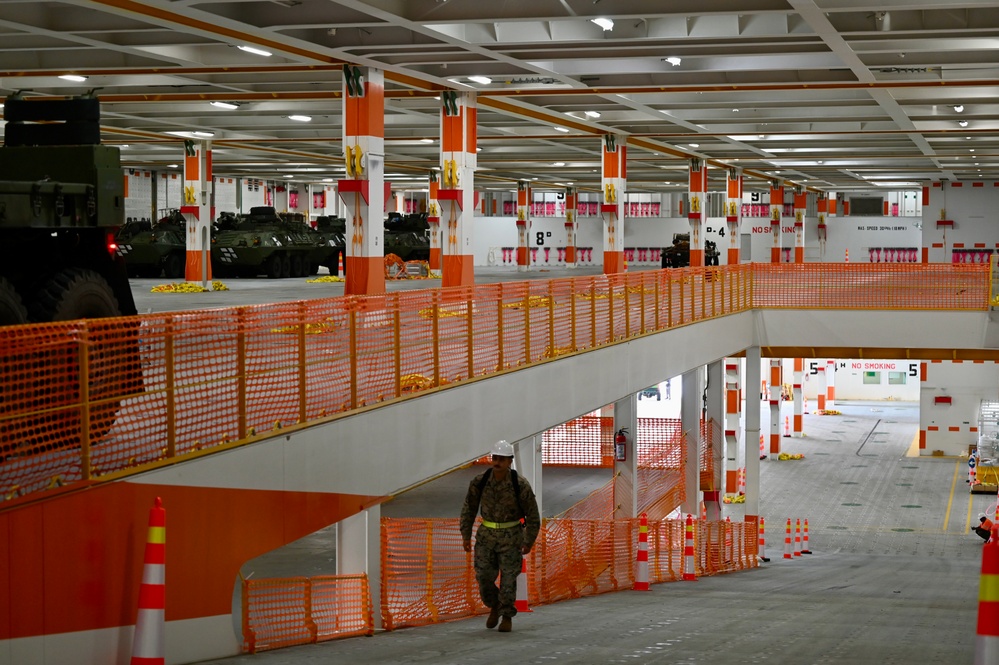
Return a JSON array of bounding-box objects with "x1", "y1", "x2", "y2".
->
[{"x1": 463, "y1": 539, "x2": 472, "y2": 553}]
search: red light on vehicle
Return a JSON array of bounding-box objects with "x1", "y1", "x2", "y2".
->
[{"x1": 107, "y1": 231, "x2": 119, "y2": 255}]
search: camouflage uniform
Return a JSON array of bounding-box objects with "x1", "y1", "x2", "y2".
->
[{"x1": 460, "y1": 470, "x2": 541, "y2": 618}]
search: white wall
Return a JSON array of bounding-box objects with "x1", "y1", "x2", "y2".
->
[
  {"x1": 924, "y1": 181, "x2": 999, "y2": 263},
  {"x1": 124, "y1": 169, "x2": 154, "y2": 221},
  {"x1": 798, "y1": 359, "x2": 920, "y2": 401},
  {"x1": 214, "y1": 177, "x2": 238, "y2": 214},
  {"x1": 921, "y1": 360, "x2": 999, "y2": 456},
  {"x1": 155, "y1": 171, "x2": 183, "y2": 214}
]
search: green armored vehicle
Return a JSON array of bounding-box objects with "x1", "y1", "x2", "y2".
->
[
  {"x1": 306, "y1": 216, "x2": 345, "y2": 275},
  {"x1": 384, "y1": 212, "x2": 431, "y2": 262},
  {"x1": 660, "y1": 233, "x2": 720, "y2": 268},
  {"x1": 211, "y1": 206, "x2": 316, "y2": 278},
  {"x1": 116, "y1": 210, "x2": 186, "y2": 278}
]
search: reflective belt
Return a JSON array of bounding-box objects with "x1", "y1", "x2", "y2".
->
[{"x1": 481, "y1": 519, "x2": 522, "y2": 529}]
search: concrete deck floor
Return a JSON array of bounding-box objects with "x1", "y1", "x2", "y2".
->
[{"x1": 198, "y1": 401, "x2": 987, "y2": 665}]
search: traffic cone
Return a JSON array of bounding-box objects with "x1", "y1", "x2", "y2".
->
[
  {"x1": 699, "y1": 501, "x2": 706, "y2": 521},
  {"x1": 337, "y1": 252, "x2": 345, "y2": 277},
  {"x1": 784, "y1": 518, "x2": 793, "y2": 559},
  {"x1": 515, "y1": 556, "x2": 532, "y2": 612},
  {"x1": 845, "y1": 248, "x2": 849, "y2": 263},
  {"x1": 783, "y1": 416, "x2": 790, "y2": 437},
  {"x1": 802, "y1": 519, "x2": 812, "y2": 554},
  {"x1": 975, "y1": 527, "x2": 999, "y2": 663},
  {"x1": 804, "y1": 397, "x2": 809, "y2": 414},
  {"x1": 971, "y1": 463, "x2": 978, "y2": 485},
  {"x1": 794, "y1": 518, "x2": 802, "y2": 557},
  {"x1": 131, "y1": 497, "x2": 166, "y2": 665},
  {"x1": 760, "y1": 434, "x2": 766, "y2": 460},
  {"x1": 634, "y1": 513, "x2": 649, "y2": 591},
  {"x1": 737, "y1": 468, "x2": 746, "y2": 496},
  {"x1": 758, "y1": 517, "x2": 770, "y2": 562},
  {"x1": 683, "y1": 514, "x2": 697, "y2": 581}
]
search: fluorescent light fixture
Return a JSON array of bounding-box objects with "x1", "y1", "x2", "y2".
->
[
  {"x1": 467, "y1": 75, "x2": 492, "y2": 85},
  {"x1": 584, "y1": 110, "x2": 601, "y2": 118},
  {"x1": 288, "y1": 115, "x2": 312, "y2": 122},
  {"x1": 732, "y1": 108, "x2": 739, "y2": 112},
  {"x1": 322, "y1": 178, "x2": 334, "y2": 182},
  {"x1": 58, "y1": 74, "x2": 87, "y2": 82},
  {"x1": 759, "y1": 134, "x2": 765, "y2": 139},
  {"x1": 970, "y1": 148, "x2": 975, "y2": 152},
  {"x1": 284, "y1": 175, "x2": 294, "y2": 178},
  {"x1": 420, "y1": 138, "x2": 434, "y2": 143},
  {"x1": 237, "y1": 45, "x2": 272, "y2": 57},
  {"x1": 959, "y1": 120, "x2": 969, "y2": 127},
  {"x1": 168, "y1": 164, "x2": 179, "y2": 169},
  {"x1": 476, "y1": 147, "x2": 482, "y2": 152},
  {"x1": 211, "y1": 101, "x2": 239, "y2": 110},
  {"x1": 553, "y1": 162, "x2": 565, "y2": 166},
  {"x1": 954, "y1": 104, "x2": 965, "y2": 113},
  {"x1": 554, "y1": 126, "x2": 570, "y2": 133},
  {"x1": 591, "y1": 18, "x2": 614, "y2": 31},
  {"x1": 689, "y1": 143, "x2": 699, "y2": 148},
  {"x1": 120, "y1": 144, "x2": 129, "y2": 149},
  {"x1": 192, "y1": 131, "x2": 214, "y2": 137},
  {"x1": 663, "y1": 57, "x2": 682, "y2": 66}
]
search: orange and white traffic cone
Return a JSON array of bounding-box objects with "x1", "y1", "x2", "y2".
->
[
  {"x1": 784, "y1": 518, "x2": 793, "y2": 560},
  {"x1": 794, "y1": 518, "x2": 803, "y2": 557},
  {"x1": 737, "y1": 468, "x2": 746, "y2": 496},
  {"x1": 804, "y1": 397, "x2": 809, "y2": 414},
  {"x1": 760, "y1": 434, "x2": 766, "y2": 460},
  {"x1": 783, "y1": 416, "x2": 790, "y2": 437},
  {"x1": 634, "y1": 513, "x2": 649, "y2": 591},
  {"x1": 975, "y1": 526, "x2": 999, "y2": 663},
  {"x1": 802, "y1": 519, "x2": 812, "y2": 554},
  {"x1": 683, "y1": 514, "x2": 697, "y2": 581},
  {"x1": 971, "y1": 463, "x2": 978, "y2": 485},
  {"x1": 758, "y1": 517, "x2": 770, "y2": 562},
  {"x1": 131, "y1": 497, "x2": 166, "y2": 665},
  {"x1": 845, "y1": 248, "x2": 849, "y2": 263},
  {"x1": 515, "y1": 556, "x2": 532, "y2": 613},
  {"x1": 337, "y1": 252, "x2": 345, "y2": 277}
]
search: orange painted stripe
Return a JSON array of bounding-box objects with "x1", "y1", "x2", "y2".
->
[
  {"x1": 954, "y1": 359, "x2": 965, "y2": 363},
  {"x1": 726, "y1": 391, "x2": 739, "y2": 414},
  {"x1": 919, "y1": 430, "x2": 926, "y2": 448},
  {"x1": 602, "y1": 146, "x2": 619, "y2": 179},
  {"x1": 442, "y1": 253, "x2": 474, "y2": 288},
  {"x1": 829, "y1": 199, "x2": 837, "y2": 214},
  {"x1": 954, "y1": 243, "x2": 965, "y2": 248},
  {"x1": 620, "y1": 145, "x2": 627, "y2": 179},
  {"x1": 922, "y1": 186, "x2": 930, "y2": 204},
  {"x1": 184, "y1": 153, "x2": 199, "y2": 181},
  {"x1": 184, "y1": 251, "x2": 213, "y2": 282},
  {"x1": 817, "y1": 196, "x2": 828, "y2": 213},
  {"x1": 123, "y1": 174, "x2": 129, "y2": 198},
  {"x1": 933, "y1": 182, "x2": 942, "y2": 187},
  {"x1": 344, "y1": 255, "x2": 386, "y2": 295},
  {"x1": 921, "y1": 362, "x2": 927, "y2": 381},
  {"x1": 975, "y1": 359, "x2": 986, "y2": 363},
  {"x1": 883, "y1": 200, "x2": 889, "y2": 215},
  {"x1": 794, "y1": 358, "x2": 803, "y2": 371},
  {"x1": 770, "y1": 186, "x2": 783, "y2": 204},
  {"x1": 931, "y1": 359, "x2": 942, "y2": 364},
  {"x1": 949, "y1": 426, "x2": 961, "y2": 432},
  {"x1": 727, "y1": 176, "x2": 740, "y2": 198},
  {"x1": 795, "y1": 193, "x2": 807, "y2": 208},
  {"x1": 793, "y1": 414, "x2": 802, "y2": 429},
  {"x1": 952, "y1": 182, "x2": 964, "y2": 187},
  {"x1": 932, "y1": 243, "x2": 944, "y2": 248},
  {"x1": 922, "y1": 247, "x2": 929, "y2": 263},
  {"x1": 928, "y1": 426, "x2": 939, "y2": 431},
  {"x1": 974, "y1": 182, "x2": 984, "y2": 187},
  {"x1": 465, "y1": 106, "x2": 477, "y2": 153},
  {"x1": 972, "y1": 427, "x2": 980, "y2": 433}
]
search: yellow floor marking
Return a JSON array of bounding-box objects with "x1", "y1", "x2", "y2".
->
[
  {"x1": 944, "y1": 459, "x2": 958, "y2": 532},
  {"x1": 906, "y1": 433, "x2": 921, "y2": 458},
  {"x1": 966, "y1": 481, "x2": 975, "y2": 534}
]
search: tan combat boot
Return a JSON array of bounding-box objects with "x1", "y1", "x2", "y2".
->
[{"x1": 486, "y1": 607, "x2": 499, "y2": 629}]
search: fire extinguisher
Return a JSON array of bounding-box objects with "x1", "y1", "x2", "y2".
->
[{"x1": 614, "y1": 428, "x2": 628, "y2": 462}]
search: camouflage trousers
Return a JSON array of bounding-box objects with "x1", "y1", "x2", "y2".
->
[{"x1": 473, "y1": 523, "x2": 524, "y2": 618}]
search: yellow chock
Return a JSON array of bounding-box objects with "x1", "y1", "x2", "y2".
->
[
  {"x1": 274, "y1": 420, "x2": 282, "y2": 430},
  {"x1": 248, "y1": 427, "x2": 256, "y2": 436},
  {"x1": 48, "y1": 475, "x2": 64, "y2": 489}
]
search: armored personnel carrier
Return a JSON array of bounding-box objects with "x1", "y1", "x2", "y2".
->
[
  {"x1": 116, "y1": 209, "x2": 186, "y2": 278},
  {"x1": 306, "y1": 216, "x2": 345, "y2": 275},
  {"x1": 211, "y1": 206, "x2": 316, "y2": 278},
  {"x1": 660, "y1": 233, "x2": 720, "y2": 268},
  {"x1": 384, "y1": 212, "x2": 431, "y2": 262}
]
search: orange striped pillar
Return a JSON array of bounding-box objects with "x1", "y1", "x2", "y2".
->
[
  {"x1": 338, "y1": 66, "x2": 386, "y2": 295},
  {"x1": 180, "y1": 140, "x2": 213, "y2": 283},
  {"x1": 427, "y1": 173, "x2": 441, "y2": 271},
  {"x1": 439, "y1": 90, "x2": 476, "y2": 287},
  {"x1": 724, "y1": 359, "x2": 741, "y2": 493},
  {"x1": 826, "y1": 359, "x2": 836, "y2": 408},
  {"x1": 726, "y1": 168, "x2": 742, "y2": 265},
  {"x1": 816, "y1": 363, "x2": 827, "y2": 411},
  {"x1": 793, "y1": 358, "x2": 803, "y2": 437},
  {"x1": 769, "y1": 359, "x2": 782, "y2": 457},
  {"x1": 770, "y1": 180, "x2": 783, "y2": 263},
  {"x1": 600, "y1": 134, "x2": 626, "y2": 274},
  {"x1": 564, "y1": 186, "x2": 577, "y2": 268},
  {"x1": 688, "y1": 158, "x2": 707, "y2": 267},
  {"x1": 829, "y1": 192, "x2": 838, "y2": 217},
  {"x1": 817, "y1": 194, "x2": 828, "y2": 258},
  {"x1": 516, "y1": 181, "x2": 531, "y2": 272},
  {"x1": 793, "y1": 186, "x2": 806, "y2": 263}
]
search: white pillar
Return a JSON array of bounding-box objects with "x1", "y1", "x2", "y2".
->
[
  {"x1": 793, "y1": 358, "x2": 803, "y2": 437},
  {"x1": 826, "y1": 359, "x2": 837, "y2": 408},
  {"x1": 768, "y1": 359, "x2": 782, "y2": 459},
  {"x1": 744, "y1": 347, "x2": 762, "y2": 532},
  {"x1": 336, "y1": 504, "x2": 382, "y2": 629},
  {"x1": 613, "y1": 394, "x2": 639, "y2": 519},
  {"x1": 724, "y1": 358, "x2": 742, "y2": 494},
  {"x1": 682, "y1": 367, "x2": 703, "y2": 516},
  {"x1": 514, "y1": 435, "x2": 543, "y2": 517},
  {"x1": 704, "y1": 360, "x2": 724, "y2": 520}
]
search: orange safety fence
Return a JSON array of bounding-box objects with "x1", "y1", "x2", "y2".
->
[
  {"x1": 241, "y1": 573, "x2": 373, "y2": 653},
  {"x1": 0, "y1": 262, "x2": 987, "y2": 505}
]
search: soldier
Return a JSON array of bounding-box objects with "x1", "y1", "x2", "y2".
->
[{"x1": 460, "y1": 440, "x2": 541, "y2": 633}]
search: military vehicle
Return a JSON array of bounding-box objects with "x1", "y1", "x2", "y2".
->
[
  {"x1": 211, "y1": 206, "x2": 317, "y2": 278},
  {"x1": 0, "y1": 93, "x2": 140, "y2": 456},
  {"x1": 384, "y1": 212, "x2": 431, "y2": 262},
  {"x1": 307, "y1": 216, "x2": 345, "y2": 275},
  {"x1": 660, "y1": 233, "x2": 720, "y2": 268},
  {"x1": 116, "y1": 209, "x2": 186, "y2": 278}
]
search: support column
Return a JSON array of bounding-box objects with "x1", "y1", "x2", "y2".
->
[
  {"x1": 427, "y1": 173, "x2": 441, "y2": 272},
  {"x1": 439, "y1": 91, "x2": 476, "y2": 288},
  {"x1": 793, "y1": 186, "x2": 806, "y2": 263},
  {"x1": 744, "y1": 347, "x2": 762, "y2": 531},
  {"x1": 793, "y1": 358, "x2": 803, "y2": 437},
  {"x1": 817, "y1": 194, "x2": 828, "y2": 259},
  {"x1": 180, "y1": 140, "x2": 213, "y2": 285},
  {"x1": 516, "y1": 181, "x2": 531, "y2": 273},
  {"x1": 600, "y1": 134, "x2": 626, "y2": 274},
  {"x1": 724, "y1": 359, "x2": 742, "y2": 494},
  {"x1": 514, "y1": 435, "x2": 543, "y2": 518},
  {"x1": 613, "y1": 395, "x2": 639, "y2": 519},
  {"x1": 338, "y1": 66, "x2": 386, "y2": 295},
  {"x1": 826, "y1": 359, "x2": 837, "y2": 409},
  {"x1": 336, "y1": 504, "x2": 382, "y2": 630},
  {"x1": 726, "y1": 168, "x2": 743, "y2": 265},
  {"x1": 816, "y1": 363, "x2": 827, "y2": 411},
  {"x1": 704, "y1": 360, "x2": 723, "y2": 520},
  {"x1": 768, "y1": 358, "x2": 782, "y2": 459},
  {"x1": 770, "y1": 180, "x2": 784, "y2": 264},
  {"x1": 682, "y1": 367, "x2": 703, "y2": 516},
  {"x1": 688, "y1": 158, "x2": 707, "y2": 267},
  {"x1": 564, "y1": 186, "x2": 577, "y2": 269}
]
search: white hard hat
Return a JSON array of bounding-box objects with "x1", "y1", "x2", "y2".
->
[{"x1": 492, "y1": 439, "x2": 514, "y2": 457}]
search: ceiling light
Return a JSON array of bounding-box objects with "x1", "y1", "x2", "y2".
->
[
  {"x1": 420, "y1": 138, "x2": 434, "y2": 143},
  {"x1": 237, "y1": 45, "x2": 272, "y2": 57},
  {"x1": 970, "y1": 148, "x2": 975, "y2": 152},
  {"x1": 468, "y1": 75, "x2": 492, "y2": 85},
  {"x1": 758, "y1": 134, "x2": 765, "y2": 139},
  {"x1": 168, "y1": 164, "x2": 179, "y2": 169},
  {"x1": 732, "y1": 108, "x2": 739, "y2": 112},
  {"x1": 591, "y1": 18, "x2": 614, "y2": 31},
  {"x1": 476, "y1": 147, "x2": 482, "y2": 152},
  {"x1": 554, "y1": 126, "x2": 569, "y2": 133},
  {"x1": 553, "y1": 162, "x2": 565, "y2": 166},
  {"x1": 689, "y1": 143, "x2": 699, "y2": 148},
  {"x1": 322, "y1": 178, "x2": 334, "y2": 182},
  {"x1": 288, "y1": 115, "x2": 312, "y2": 122},
  {"x1": 120, "y1": 144, "x2": 129, "y2": 149},
  {"x1": 584, "y1": 111, "x2": 601, "y2": 118},
  {"x1": 817, "y1": 160, "x2": 824, "y2": 164},
  {"x1": 663, "y1": 57, "x2": 682, "y2": 67},
  {"x1": 954, "y1": 104, "x2": 965, "y2": 113},
  {"x1": 192, "y1": 131, "x2": 214, "y2": 137},
  {"x1": 959, "y1": 120, "x2": 969, "y2": 127},
  {"x1": 284, "y1": 175, "x2": 294, "y2": 178},
  {"x1": 211, "y1": 101, "x2": 239, "y2": 110},
  {"x1": 58, "y1": 74, "x2": 87, "y2": 82}
]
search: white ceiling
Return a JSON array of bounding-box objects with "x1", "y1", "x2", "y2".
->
[{"x1": 2, "y1": 0, "x2": 998, "y2": 193}]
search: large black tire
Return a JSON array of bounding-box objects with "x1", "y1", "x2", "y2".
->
[
  {"x1": 30, "y1": 268, "x2": 122, "y2": 322},
  {"x1": 0, "y1": 277, "x2": 28, "y2": 327},
  {"x1": 266, "y1": 254, "x2": 284, "y2": 279},
  {"x1": 164, "y1": 253, "x2": 184, "y2": 279},
  {"x1": 279, "y1": 254, "x2": 292, "y2": 279},
  {"x1": 289, "y1": 253, "x2": 305, "y2": 278}
]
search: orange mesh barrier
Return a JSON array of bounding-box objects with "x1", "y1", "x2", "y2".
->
[
  {"x1": 0, "y1": 262, "x2": 984, "y2": 504},
  {"x1": 241, "y1": 573, "x2": 372, "y2": 653},
  {"x1": 543, "y1": 416, "x2": 684, "y2": 467}
]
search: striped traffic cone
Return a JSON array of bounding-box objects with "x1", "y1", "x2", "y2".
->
[
  {"x1": 634, "y1": 513, "x2": 649, "y2": 591},
  {"x1": 337, "y1": 252, "x2": 345, "y2": 277},
  {"x1": 760, "y1": 434, "x2": 766, "y2": 460},
  {"x1": 975, "y1": 526, "x2": 999, "y2": 663},
  {"x1": 802, "y1": 519, "x2": 812, "y2": 554},
  {"x1": 794, "y1": 518, "x2": 803, "y2": 557},
  {"x1": 737, "y1": 468, "x2": 746, "y2": 496},
  {"x1": 515, "y1": 556, "x2": 532, "y2": 613},
  {"x1": 758, "y1": 517, "x2": 770, "y2": 562},
  {"x1": 783, "y1": 416, "x2": 790, "y2": 437},
  {"x1": 683, "y1": 514, "x2": 697, "y2": 581},
  {"x1": 784, "y1": 518, "x2": 793, "y2": 559},
  {"x1": 131, "y1": 497, "x2": 166, "y2": 665}
]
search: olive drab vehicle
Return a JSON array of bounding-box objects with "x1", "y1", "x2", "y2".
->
[
  {"x1": 384, "y1": 212, "x2": 431, "y2": 262},
  {"x1": 0, "y1": 93, "x2": 141, "y2": 457},
  {"x1": 306, "y1": 216, "x2": 345, "y2": 275},
  {"x1": 660, "y1": 232, "x2": 720, "y2": 268},
  {"x1": 115, "y1": 209, "x2": 187, "y2": 278},
  {"x1": 211, "y1": 206, "x2": 317, "y2": 278}
]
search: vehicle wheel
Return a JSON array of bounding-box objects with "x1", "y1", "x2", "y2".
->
[
  {"x1": 164, "y1": 253, "x2": 184, "y2": 279},
  {"x1": 289, "y1": 253, "x2": 305, "y2": 278},
  {"x1": 30, "y1": 268, "x2": 121, "y2": 322},
  {"x1": 266, "y1": 254, "x2": 284, "y2": 279},
  {"x1": 280, "y1": 255, "x2": 292, "y2": 279},
  {"x1": 0, "y1": 277, "x2": 28, "y2": 327}
]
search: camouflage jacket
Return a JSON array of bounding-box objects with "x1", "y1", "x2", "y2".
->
[{"x1": 459, "y1": 470, "x2": 541, "y2": 549}]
